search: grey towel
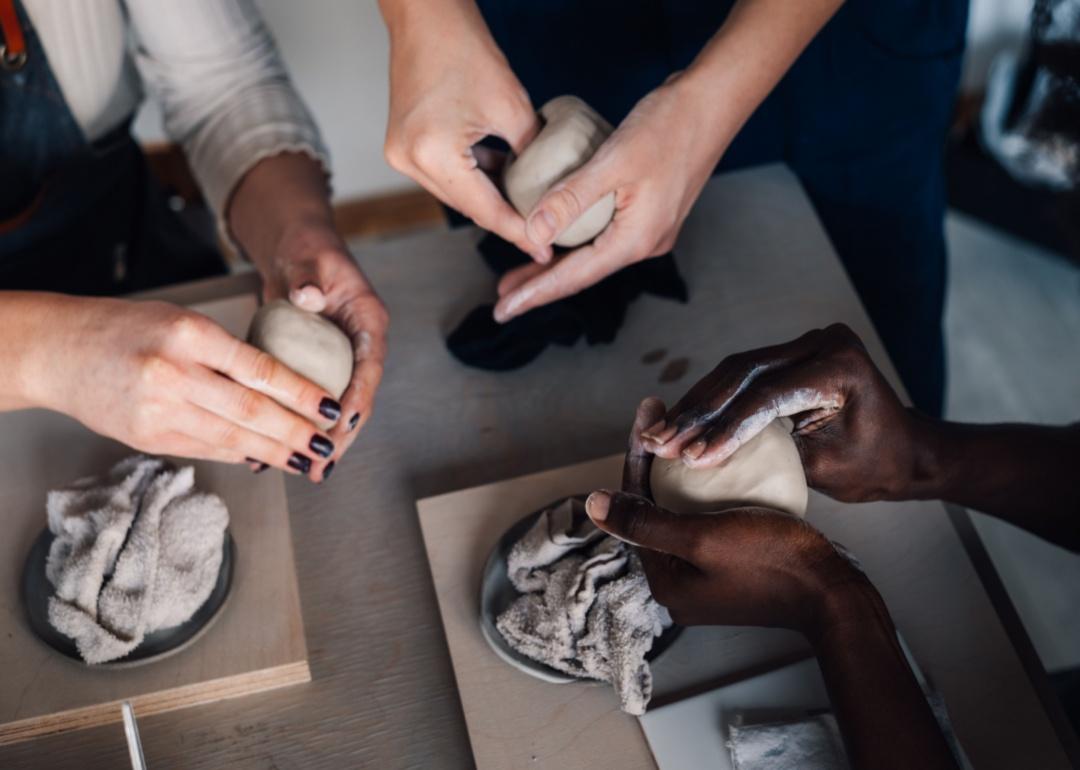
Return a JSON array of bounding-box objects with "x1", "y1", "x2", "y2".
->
[
  {"x1": 496, "y1": 498, "x2": 672, "y2": 715},
  {"x1": 45, "y1": 456, "x2": 229, "y2": 664}
]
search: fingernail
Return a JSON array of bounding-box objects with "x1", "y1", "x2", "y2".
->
[
  {"x1": 319, "y1": 397, "x2": 342, "y2": 422},
  {"x1": 348, "y1": 412, "x2": 360, "y2": 432},
  {"x1": 245, "y1": 457, "x2": 269, "y2": 473},
  {"x1": 288, "y1": 453, "x2": 312, "y2": 474},
  {"x1": 641, "y1": 420, "x2": 667, "y2": 440},
  {"x1": 586, "y1": 491, "x2": 611, "y2": 521},
  {"x1": 682, "y1": 441, "x2": 706, "y2": 461},
  {"x1": 656, "y1": 425, "x2": 679, "y2": 444},
  {"x1": 322, "y1": 461, "x2": 336, "y2": 481},
  {"x1": 309, "y1": 435, "x2": 334, "y2": 458},
  {"x1": 527, "y1": 209, "x2": 557, "y2": 245}
]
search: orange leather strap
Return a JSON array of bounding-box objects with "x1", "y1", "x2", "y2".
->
[{"x1": 0, "y1": 0, "x2": 26, "y2": 67}]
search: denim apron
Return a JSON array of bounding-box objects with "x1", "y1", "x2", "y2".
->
[
  {"x1": 0, "y1": 0, "x2": 224, "y2": 295},
  {"x1": 476, "y1": 0, "x2": 968, "y2": 415}
]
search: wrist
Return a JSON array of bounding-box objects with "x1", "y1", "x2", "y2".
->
[
  {"x1": 902, "y1": 411, "x2": 955, "y2": 501},
  {"x1": 0, "y1": 292, "x2": 88, "y2": 411},
  {"x1": 227, "y1": 153, "x2": 335, "y2": 271},
  {"x1": 666, "y1": 70, "x2": 743, "y2": 163},
  {"x1": 806, "y1": 577, "x2": 893, "y2": 649}
]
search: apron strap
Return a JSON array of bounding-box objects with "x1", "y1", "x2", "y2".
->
[{"x1": 0, "y1": 0, "x2": 27, "y2": 71}]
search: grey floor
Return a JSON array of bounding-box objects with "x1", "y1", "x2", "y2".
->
[{"x1": 944, "y1": 211, "x2": 1080, "y2": 673}]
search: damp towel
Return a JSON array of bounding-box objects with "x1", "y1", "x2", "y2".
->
[
  {"x1": 45, "y1": 455, "x2": 229, "y2": 664},
  {"x1": 495, "y1": 498, "x2": 672, "y2": 715}
]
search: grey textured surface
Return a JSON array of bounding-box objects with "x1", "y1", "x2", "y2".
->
[
  {"x1": 0, "y1": 167, "x2": 1070, "y2": 769},
  {"x1": 944, "y1": 212, "x2": 1080, "y2": 673}
]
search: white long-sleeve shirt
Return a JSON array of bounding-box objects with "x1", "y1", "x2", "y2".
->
[{"x1": 24, "y1": 0, "x2": 330, "y2": 223}]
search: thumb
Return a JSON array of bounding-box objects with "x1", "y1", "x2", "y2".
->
[
  {"x1": 586, "y1": 490, "x2": 702, "y2": 561},
  {"x1": 284, "y1": 258, "x2": 329, "y2": 314},
  {"x1": 525, "y1": 158, "x2": 616, "y2": 248}
]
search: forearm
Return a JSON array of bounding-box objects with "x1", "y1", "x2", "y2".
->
[
  {"x1": 675, "y1": 0, "x2": 844, "y2": 153},
  {"x1": 0, "y1": 292, "x2": 85, "y2": 411},
  {"x1": 908, "y1": 415, "x2": 1080, "y2": 550},
  {"x1": 811, "y1": 586, "x2": 956, "y2": 769},
  {"x1": 379, "y1": 0, "x2": 486, "y2": 38},
  {"x1": 226, "y1": 152, "x2": 335, "y2": 274}
]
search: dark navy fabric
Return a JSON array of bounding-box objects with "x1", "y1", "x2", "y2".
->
[
  {"x1": 475, "y1": 0, "x2": 967, "y2": 415},
  {"x1": 0, "y1": 0, "x2": 224, "y2": 295}
]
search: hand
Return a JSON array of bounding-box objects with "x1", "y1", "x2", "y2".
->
[
  {"x1": 588, "y1": 398, "x2": 871, "y2": 636},
  {"x1": 25, "y1": 295, "x2": 343, "y2": 481},
  {"x1": 493, "y1": 73, "x2": 729, "y2": 322},
  {"x1": 641, "y1": 323, "x2": 922, "y2": 503},
  {"x1": 257, "y1": 222, "x2": 389, "y2": 474},
  {"x1": 381, "y1": 0, "x2": 546, "y2": 261}
]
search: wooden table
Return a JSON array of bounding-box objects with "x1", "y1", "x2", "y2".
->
[{"x1": 1, "y1": 165, "x2": 1074, "y2": 768}]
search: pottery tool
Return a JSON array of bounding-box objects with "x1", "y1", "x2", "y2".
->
[{"x1": 121, "y1": 702, "x2": 146, "y2": 770}]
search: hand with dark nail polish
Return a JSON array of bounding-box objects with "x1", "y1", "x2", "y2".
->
[
  {"x1": 348, "y1": 413, "x2": 360, "y2": 432},
  {"x1": 322, "y1": 461, "x2": 336, "y2": 481}
]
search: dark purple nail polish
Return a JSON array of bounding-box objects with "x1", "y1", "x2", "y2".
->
[
  {"x1": 319, "y1": 397, "x2": 342, "y2": 422},
  {"x1": 254, "y1": 463, "x2": 269, "y2": 474},
  {"x1": 348, "y1": 412, "x2": 360, "y2": 431},
  {"x1": 310, "y1": 434, "x2": 334, "y2": 458},
  {"x1": 288, "y1": 453, "x2": 312, "y2": 474},
  {"x1": 322, "y1": 461, "x2": 336, "y2": 481}
]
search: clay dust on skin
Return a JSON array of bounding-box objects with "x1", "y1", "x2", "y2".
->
[{"x1": 683, "y1": 387, "x2": 840, "y2": 469}]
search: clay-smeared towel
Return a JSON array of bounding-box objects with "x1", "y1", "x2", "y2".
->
[
  {"x1": 496, "y1": 498, "x2": 671, "y2": 715},
  {"x1": 45, "y1": 456, "x2": 229, "y2": 664}
]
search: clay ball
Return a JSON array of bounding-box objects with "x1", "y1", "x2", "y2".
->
[
  {"x1": 247, "y1": 299, "x2": 353, "y2": 399},
  {"x1": 503, "y1": 95, "x2": 616, "y2": 247},
  {"x1": 650, "y1": 419, "x2": 808, "y2": 517}
]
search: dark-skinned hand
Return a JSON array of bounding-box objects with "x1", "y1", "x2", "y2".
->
[
  {"x1": 588, "y1": 397, "x2": 872, "y2": 638},
  {"x1": 640, "y1": 323, "x2": 921, "y2": 503}
]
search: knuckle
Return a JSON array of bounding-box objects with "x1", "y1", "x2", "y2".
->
[
  {"x1": 129, "y1": 400, "x2": 163, "y2": 441},
  {"x1": 545, "y1": 187, "x2": 583, "y2": 223},
  {"x1": 235, "y1": 388, "x2": 263, "y2": 423},
  {"x1": 163, "y1": 311, "x2": 208, "y2": 348},
  {"x1": 410, "y1": 134, "x2": 442, "y2": 170},
  {"x1": 215, "y1": 422, "x2": 243, "y2": 451},
  {"x1": 250, "y1": 351, "x2": 280, "y2": 388},
  {"x1": 136, "y1": 355, "x2": 173, "y2": 390},
  {"x1": 383, "y1": 138, "x2": 407, "y2": 171}
]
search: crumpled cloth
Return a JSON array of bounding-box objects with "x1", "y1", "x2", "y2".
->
[
  {"x1": 446, "y1": 232, "x2": 688, "y2": 370},
  {"x1": 496, "y1": 498, "x2": 672, "y2": 715},
  {"x1": 45, "y1": 456, "x2": 229, "y2": 664},
  {"x1": 729, "y1": 714, "x2": 850, "y2": 770}
]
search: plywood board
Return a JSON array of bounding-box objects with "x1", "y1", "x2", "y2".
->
[
  {"x1": 416, "y1": 455, "x2": 644, "y2": 770},
  {"x1": 0, "y1": 295, "x2": 309, "y2": 745}
]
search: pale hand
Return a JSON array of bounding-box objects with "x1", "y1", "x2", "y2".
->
[
  {"x1": 382, "y1": 2, "x2": 546, "y2": 261},
  {"x1": 257, "y1": 222, "x2": 388, "y2": 475},
  {"x1": 25, "y1": 296, "x2": 342, "y2": 482},
  {"x1": 494, "y1": 74, "x2": 726, "y2": 322}
]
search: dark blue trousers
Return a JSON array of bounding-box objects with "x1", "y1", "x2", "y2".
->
[{"x1": 478, "y1": 0, "x2": 968, "y2": 415}]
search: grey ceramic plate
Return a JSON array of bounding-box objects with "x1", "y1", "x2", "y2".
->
[
  {"x1": 21, "y1": 528, "x2": 235, "y2": 668},
  {"x1": 479, "y1": 495, "x2": 681, "y2": 684}
]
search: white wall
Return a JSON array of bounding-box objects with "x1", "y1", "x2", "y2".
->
[
  {"x1": 134, "y1": 0, "x2": 407, "y2": 202},
  {"x1": 134, "y1": 0, "x2": 1037, "y2": 202},
  {"x1": 963, "y1": 0, "x2": 1034, "y2": 91}
]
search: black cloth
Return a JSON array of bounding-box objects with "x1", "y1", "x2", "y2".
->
[{"x1": 447, "y1": 233, "x2": 687, "y2": 370}]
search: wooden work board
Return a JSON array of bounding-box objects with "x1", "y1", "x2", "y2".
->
[{"x1": 0, "y1": 295, "x2": 310, "y2": 746}]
